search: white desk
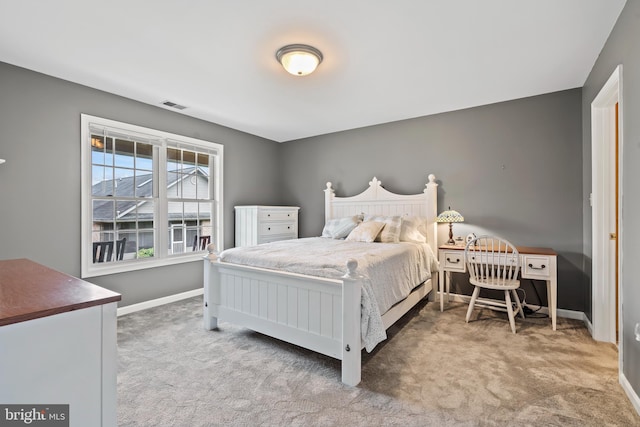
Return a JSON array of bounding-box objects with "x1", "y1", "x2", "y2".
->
[
  {"x1": 0, "y1": 259, "x2": 121, "y2": 426},
  {"x1": 438, "y1": 244, "x2": 558, "y2": 330}
]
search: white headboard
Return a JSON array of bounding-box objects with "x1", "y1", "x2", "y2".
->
[{"x1": 324, "y1": 175, "x2": 438, "y2": 254}]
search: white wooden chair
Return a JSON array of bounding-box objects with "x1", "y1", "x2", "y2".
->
[{"x1": 464, "y1": 235, "x2": 524, "y2": 333}]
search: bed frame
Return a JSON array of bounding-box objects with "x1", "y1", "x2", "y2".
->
[{"x1": 203, "y1": 175, "x2": 438, "y2": 386}]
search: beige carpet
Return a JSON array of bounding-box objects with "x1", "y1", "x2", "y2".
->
[{"x1": 117, "y1": 296, "x2": 640, "y2": 426}]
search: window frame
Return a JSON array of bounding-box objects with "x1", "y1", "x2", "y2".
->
[{"x1": 80, "y1": 114, "x2": 224, "y2": 278}]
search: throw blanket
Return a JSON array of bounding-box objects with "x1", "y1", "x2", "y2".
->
[{"x1": 219, "y1": 237, "x2": 438, "y2": 351}]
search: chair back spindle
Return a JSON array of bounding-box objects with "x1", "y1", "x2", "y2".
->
[
  {"x1": 193, "y1": 235, "x2": 211, "y2": 251},
  {"x1": 93, "y1": 237, "x2": 126, "y2": 263},
  {"x1": 466, "y1": 236, "x2": 519, "y2": 288},
  {"x1": 464, "y1": 235, "x2": 523, "y2": 333}
]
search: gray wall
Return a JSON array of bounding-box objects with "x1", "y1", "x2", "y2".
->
[
  {"x1": 279, "y1": 89, "x2": 584, "y2": 311},
  {"x1": 582, "y1": 0, "x2": 640, "y2": 400},
  {"x1": 1, "y1": 7, "x2": 637, "y2": 401},
  {"x1": 0, "y1": 61, "x2": 282, "y2": 306}
]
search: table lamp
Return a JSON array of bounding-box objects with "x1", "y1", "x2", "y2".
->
[{"x1": 437, "y1": 207, "x2": 464, "y2": 245}]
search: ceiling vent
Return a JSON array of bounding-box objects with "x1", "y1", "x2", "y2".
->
[{"x1": 161, "y1": 100, "x2": 187, "y2": 110}]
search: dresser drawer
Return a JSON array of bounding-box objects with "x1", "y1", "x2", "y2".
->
[
  {"x1": 467, "y1": 253, "x2": 519, "y2": 267},
  {"x1": 522, "y1": 255, "x2": 551, "y2": 279},
  {"x1": 259, "y1": 233, "x2": 297, "y2": 244},
  {"x1": 441, "y1": 251, "x2": 466, "y2": 272},
  {"x1": 259, "y1": 210, "x2": 297, "y2": 222},
  {"x1": 259, "y1": 222, "x2": 297, "y2": 236}
]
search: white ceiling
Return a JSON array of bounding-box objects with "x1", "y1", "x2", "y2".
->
[{"x1": 0, "y1": 1, "x2": 626, "y2": 142}]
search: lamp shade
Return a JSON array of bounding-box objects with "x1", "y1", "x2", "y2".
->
[
  {"x1": 276, "y1": 44, "x2": 323, "y2": 76},
  {"x1": 436, "y1": 209, "x2": 464, "y2": 223}
]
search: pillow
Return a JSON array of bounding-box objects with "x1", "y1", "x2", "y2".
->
[
  {"x1": 399, "y1": 216, "x2": 428, "y2": 243},
  {"x1": 363, "y1": 215, "x2": 402, "y2": 243},
  {"x1": 345, "y1": 221, "x2": 386, "y2": 243},
  {"x1": 321, "y1": 215, "x2": 362, "y2": 239}
]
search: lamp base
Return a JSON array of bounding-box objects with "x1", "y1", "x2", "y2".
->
[{"x1": 447, "y1": 223, "x2": 455, "y2": 245}]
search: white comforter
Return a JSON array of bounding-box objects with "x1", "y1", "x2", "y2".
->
[{"x1": 219, "y1": 237, "x2": 439, "y2": 351}]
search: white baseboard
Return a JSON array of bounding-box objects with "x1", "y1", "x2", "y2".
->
[
  {"x1": 527, "y1": 303, "x2": 585, "y2": 322},
  {"x1": 117, "y1": 288, "x2": 203, "y2": 317},
  {"x1": 440, "y1": 293, "x2": 585, "y2": 322},
  {"x1": 620, "y1": 372, "x2": 640, "y2": 416},
  {"x1": 583, "y1": 314, "x2": 594, "y2": 336}
]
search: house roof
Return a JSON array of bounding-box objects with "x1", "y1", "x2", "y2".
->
[
  {"x1": 92, "y1": 167, "x2": 210, "y2": 222},
  {"x1": 0, "y1": 1, "x2": 627, "y2": 142}
]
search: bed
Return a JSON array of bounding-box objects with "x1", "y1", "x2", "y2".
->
[{"x1": 203, "y1": 175, "x2": 439, "y2": 386}]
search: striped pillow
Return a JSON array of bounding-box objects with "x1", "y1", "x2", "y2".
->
[
  {"x1": 321, "y1": 215, "x2": 362, "y2": 239},
  {"x1": 345, "y1": 221, "x2": 386, "y2": 243},
  {"x1": 363, "y1": 215, "x2": 402, "y2": 243}
]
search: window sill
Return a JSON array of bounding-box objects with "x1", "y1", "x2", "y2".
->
[{"x1": 81, "y1": 253, "x2": 208, "y2": 278}]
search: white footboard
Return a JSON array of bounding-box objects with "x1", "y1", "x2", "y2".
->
[{"x1": 203, "y1": 253, "x2": 364, "y2": 386}]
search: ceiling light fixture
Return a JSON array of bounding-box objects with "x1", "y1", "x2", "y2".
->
[{"x1": 276, "y1": 44, "x2": 323, "y2": 76}]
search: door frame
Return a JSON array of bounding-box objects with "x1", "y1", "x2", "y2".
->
[{"x1": 591, "y1": 64, "x2": 623, "y2": 351}]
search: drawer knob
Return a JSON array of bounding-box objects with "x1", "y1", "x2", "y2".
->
[
  {"x1": 528, "y1": 263, "x2": 546, "y2": 270},
  {"x1": 268, "y1": 227, "x2": 271, "y2": 230},
  {"x1": 447, "y1": 257, "x2": 460, "y2": 264}
]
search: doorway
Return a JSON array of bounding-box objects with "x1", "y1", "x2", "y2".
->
[{"x1": 590, "y1": 65, "x2": 622, "y2": 351}]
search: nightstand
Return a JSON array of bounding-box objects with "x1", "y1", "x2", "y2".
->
[{"x1": 438, "y1": 244, "x2": 466, "y2": 311}]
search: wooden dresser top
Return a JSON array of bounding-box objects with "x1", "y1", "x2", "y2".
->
[
  {"x1": 439, "y1": 244, "x2": 557, "y2": 256},
  {"x1": 0, "y1": 258, "x2": 121, "y2": 326}
]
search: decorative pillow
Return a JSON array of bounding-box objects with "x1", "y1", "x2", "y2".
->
[
  {"x1": 399, "y1": 216, "x2": 428, "y2": 243},
  {"x1": 321, "y1": 215, "x2": 362, "y2": 239},
  {"x1": 363, "y1": 215, "x2": 402, "y2": 243},
  {"x1": 345, "y1": 221, "x2": 386, "y2": 243}
]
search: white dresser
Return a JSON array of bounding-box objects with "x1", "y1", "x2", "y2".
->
[{"x1": 235, "y1": 205, "x2": 300, "y2": 247}]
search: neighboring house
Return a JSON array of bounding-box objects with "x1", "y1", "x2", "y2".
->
[{"x1": 91, "y1": 166, "x2": 211, "y2": 259}]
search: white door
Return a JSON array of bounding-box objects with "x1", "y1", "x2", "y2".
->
[{"x1": 170, "y1": 224, "x2": 186, "y2": 254}]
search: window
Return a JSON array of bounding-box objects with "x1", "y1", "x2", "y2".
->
[{"x1": 81, "y1": 114, "x2": 223, "y2": 277}]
